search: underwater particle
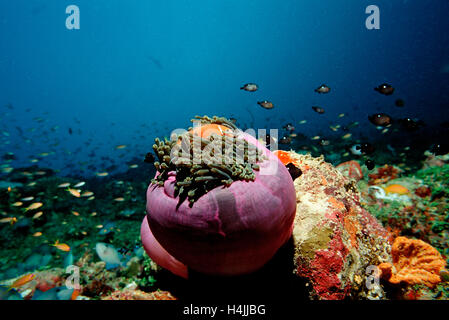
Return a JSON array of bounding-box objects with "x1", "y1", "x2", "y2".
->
[
  {"x1": 51, "y1": 240, "x2": 70, "y2": 252},
  {"x1": 95, "y1": 172, "x2": 109, "y2": 177},
  {"x1": 144, "y1": 152, "x2": 155, "y2": 163},
  {"x1": 257, "y1": 100, "x2": 274, "y2": 109},
  {"x1": 365, "y1": 159, "x2": 375, "y2": 170},
  {"x1": 395, "y1": 99, "x2": 405, "y2": 107},
  {"x1": 12, "y1": 202, "x2": 23, "y2": 207},
  {"x1": 286, "y1": 163, "x2": 302, "y2": 180},
  {"x1": 24, "y1": 202, "x2": 43, "y2": 211},
  {"x1": 314, "y1": 84, "x2": 330, "y2": 93},
  {"x1": 115, "y1": 145, "x2": 127, "y2": 150},
  {"x1": 33, "y1": 232, "x2": 42, "y2": 237},
  {"x1": 240, "y1": 83, "x2": 259, "y2": 92},
  {"x1": 368, "y1": 113, "x2": 392, "y2": 127},
  {"x1": 312, "y1": 106, "x2": 325, "y2": 114},
  {"x1": 67, "y1": 188, "x2": 80, "y2": 197},
  {"x1": 32, "y1": 211, "x2": 43, "y2": 219},
  {"x1": 374, "y1": 83, "x2": 394, "y2": 95}
]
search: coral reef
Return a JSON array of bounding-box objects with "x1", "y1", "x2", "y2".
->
[
  {"x1": 336, "y1": 160, "x2": 363, "y2": 182},
  {"x1": 279, "y1": 151, "x2": 391, "y2": 300},
  {"x1": 378, "y1": 236, "x2": 446, "y2": 288},
  {"x1": 368, "y1": 164, "x2": 402, "y2": 185}
]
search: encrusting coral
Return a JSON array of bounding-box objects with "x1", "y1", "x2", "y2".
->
[{"x1": 378, "y1": 236, "x2": 446, "y2": 288}]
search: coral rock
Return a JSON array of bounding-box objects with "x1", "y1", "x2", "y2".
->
[
  {"x1": 378, "y1": 236, "x2": 446, "y2": 288},
  {"x1": 101, "y1": 289, "x2": 176, "y2": 300},
  {"x1": 282, "y1": 152, "x2": 391, "y2": 300}
]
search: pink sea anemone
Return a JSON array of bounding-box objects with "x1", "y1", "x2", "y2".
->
[{"x1": 141, "y1": 131, "x2": 296, "y2": 277}]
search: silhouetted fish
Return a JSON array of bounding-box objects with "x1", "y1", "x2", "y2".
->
[{"x1": 374, "y1": 83, "x2": 394, "y2": 95}]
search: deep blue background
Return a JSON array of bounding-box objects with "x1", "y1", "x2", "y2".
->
[{"x1": 1, "y1": 1, "x2": 448, "y2": 174}]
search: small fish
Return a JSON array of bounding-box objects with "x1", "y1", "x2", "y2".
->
[
  {"x1": 128, "y1": 164, "x2": 138, "y2": 169},
  {"x1": 34, "y1": 171, "x2": 46, "y2": 176},
  {"x1": 114, "y1": 197, "x2": 125, "y2": 202},
  {"x1": 25, "y1": 202, "x2": 43, "y2": 211},
  {"x1": 91, "y1": 212, "x2": 97, "y2": 216},
  {"x1": 67, "y1": 188, "x2": 81, "y2": 197},
  {"x1": 381, "y1": 128, "x2": 389, "y2": 134},
  {"x1": 81, "y1": 191, "x2": 94, "y2": 197},
  {"x1": 283, "y1": 123, "x2": 295, "y2": 132},
  {"x1": 21, "y1": 197, "x2": 34, "y2": 202},
  {"x1": 73, "y1": 182, "x2": 85, "y2": 188},
  {"x1": 0, "y1": 217, "x2": 17, "y2": 225},
  {"x1": 115, "y1": 145, "x2": 127, "y2": 150},
  {"x1": 240, "y1": 83, "x2": 259, "y2": 92},
  {"x1": 342, "y1": 152, "x2": 350, "y2": 157},
  {"x1": 12, "y1": 202, "x2": 23, "y2": 207},
  {"x1": 7, "y1": 273, "x2": 36, "y2": 291},
  {"x1": 312, "y1": 106, "x2": 325, "y2": 114},
  {"x1": 72, "y1": 211, "x2": 80, "y2": 216},
  {"x1": 51, "y1": 240, "x2": 71, "y2": 252},
  {"x1": 58, "y1": 183, "x2": 71, "y2": 188},
  {"x1": 311, "y1": 135, "x2": 320, "y2": 140},
  {"x1": 257, "y1": 101, "x2": 274, "y2": 109},
  {"x1": 96, "y1": 224, "x2": 103, "y2": 228},
  {"x1": 144, "y1": 153, "x2": 155, "y2": 164},
  {"x1": 320, "y1": 139, "x2": 330, "y2": 146},
  {"x1": 395, "y1": 99, "x2": 405, "y2": 107},
  {"x1": 342, "y1": 133, "x2": 352, "y2": 140},
  {"x1": 314, "y1": 84, "x2": 330, "y2": 94},
  {"x1": 374, "y1": 83, "x2": 394, "y2": 95},
  {"x1": 299, "y1": 120, "x2": 307, "y2": 124},
  {"x1": 30, "y1": 159, "x2": 39, "y2": 163},
  {"x1": 365, "y1": 159, "x2": 375, "y2": 170},
  {"x1": 368, "y1": 113, "x2": 392, "y2": 127},
  {"x1": 87, "y1": 196, "x2": 95, "y2": 201},
  {"x1": 27, "y1": 182, "x2": 37, "y2": 187},
  {"x1": 32, "y1": 211, "x2": 43, "y2": 219},
  {"x1": 95, "y1": 172, "x2": 109, "y2": 177},
  {"x1": 286, "y1": 163, "x2": 302, "y2": 181},
  {"x1": 329, "y1": 125, "x2": 339, "y2": 132},
  {"x1": 33, "y1": 232, "x2": 43, "y2": 237},
  {"x1": 338, "y1": 113, "x2": 345, "y2": 118}
]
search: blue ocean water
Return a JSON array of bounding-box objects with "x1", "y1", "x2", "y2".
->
[{"x1": 1, "y1": 0, "x2": 448, "y2": 175}]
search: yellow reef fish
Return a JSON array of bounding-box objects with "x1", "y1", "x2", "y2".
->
[
  {"x1": 12, "y1": 202, "x2": 23, "y2": 207},
  {"x1": 7, "y1": 273, "x2": 36, "y2": 291},
  {"x1": 51, "y1": 240, "x2": 71, "y2": 252},
  {"x1": 91, "y1": 212, "x2": 97, "y2": 216},
  {"x1": 67, "y1": 188, "x2": 81, "y2": 197},
  {"x1": 25, "y1": 202, "x2": 43, "y2": 212},
  {"x1": 95, "y1": 172, "x2": 109, "y2": 177},
  {"x1": 0, "y1": 217, "x2": 17, "y2": 225},
  {"x1": 72, "y1": 211, "x2": 80, "y2": 216},
  {"x1": 342, "y1": 133, "x2": 352, "y2": 139},
  {"x1": 114, "y1": 197, "x2": 125, "y2": 202},
  {"x1": 33, "y1": 232, "x2": 43, "y2": 237},
  {"x1": 338, "y1": 113, "x2": 345, "y2": 118},
  {"x1": 32, "y1": 211, "x2": 43, "y2": 219},
  {"x1": 81, "y1": 191, "x2": 94, "y2": 197},
  {"x1": 87, "y1": 196, "x2": 95, "y2": 201},
  {"x1": 115, "y1": 145, "x2": 127, "y2": 150},
  {"x1": 129, "y1": 164, "x2": 138, "y2": 169},
  {"x1": 311, "y1": 136, "x2": 320, "y2": 140}
]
